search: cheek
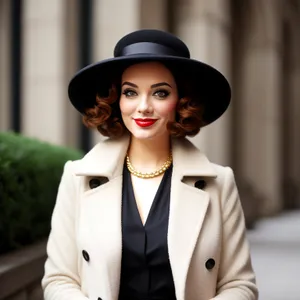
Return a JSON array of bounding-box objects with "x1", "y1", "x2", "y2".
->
[
  {"x1": 119, "y1": 97, "x2": 133, "y2": 115},
  {"x1": 157, "y1": 100, "x2": 177, "y2": 117}
]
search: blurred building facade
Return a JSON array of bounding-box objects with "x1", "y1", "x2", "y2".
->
[{"x1": 1, "y1": 0, "x2": 300, "y2": 224}]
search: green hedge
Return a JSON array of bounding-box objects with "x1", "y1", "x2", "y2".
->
[{"x1": 0, "y1": 132, "x2": 83, "y2": 255}]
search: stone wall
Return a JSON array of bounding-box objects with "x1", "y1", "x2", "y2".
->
[{"x1": 0, "y1": 241, "x2": 47, "y2": 300}]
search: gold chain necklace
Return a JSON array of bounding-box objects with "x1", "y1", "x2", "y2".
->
[{"x1": 126, "y1": 152, "x2": 173, "y2": 179}]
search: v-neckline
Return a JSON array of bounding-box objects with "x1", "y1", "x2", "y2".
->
[{"x1": 127, "y1": 166, "x2": 171, "y2": 228}]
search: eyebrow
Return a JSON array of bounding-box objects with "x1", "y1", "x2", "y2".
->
[{"x1": 121, "y1": 81, "x2": 172, "y2": 88}]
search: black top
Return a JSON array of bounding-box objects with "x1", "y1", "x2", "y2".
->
[{"x1": 118, "y1": 164, "x2": 176, "y2": 300}]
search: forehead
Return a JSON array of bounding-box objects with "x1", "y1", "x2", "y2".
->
[{"x1": 121, "y1": 62, "x2": 175, "y2": 84}]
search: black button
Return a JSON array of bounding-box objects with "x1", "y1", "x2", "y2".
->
[
  {"x1": 82, "y1": 250, "x2": 90, "y2": 262},
  {"x1": 89, "y1": 178, "x2": 101, "y2": 189},
  {"x1": 89, "y1": 177, "x2": 108, "y2": 189},
  {"x1": 205, "y1": 258, "x2": 215, "y2": 270},
  {"x1": 195, "y1": 179, "x2": 206, "y2": 189},
  {"x1": 98, "y1": 298, "x2": 102, "y2": 300}
]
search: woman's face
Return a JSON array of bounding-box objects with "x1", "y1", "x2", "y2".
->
[{"x1": 119, "y1": 62, "x2": 179, "y2": 141}]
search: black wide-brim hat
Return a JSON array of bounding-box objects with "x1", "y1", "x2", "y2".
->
[{"x1": 68, "y1": 29, "x2": 231, "y2": 126}]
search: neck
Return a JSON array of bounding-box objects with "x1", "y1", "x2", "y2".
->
[{"x1": 127, "y1": 135, "x2": 171, "y2": 173}]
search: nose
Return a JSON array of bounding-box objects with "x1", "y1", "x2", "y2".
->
[{"x1": 137, "y1": 95, "x2": 153, "y2": 114}]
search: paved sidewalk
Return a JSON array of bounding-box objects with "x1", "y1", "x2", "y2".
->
[{"x1": 247, "y1": 210, "x2": 300, "y2": 300}]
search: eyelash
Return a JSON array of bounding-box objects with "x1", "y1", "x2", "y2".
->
[
  {"x1": 155, "y1": 90, "x2": 170, "y2": 98},
  {"x1": 122, "y1": 89, "x2": 170, "y2": 99},
  {"x1": 122, "y1": 89, "x2": 136, "y2": 97}
]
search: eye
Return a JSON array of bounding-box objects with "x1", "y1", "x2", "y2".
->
[
  {"x1": 154, "y1": 90, "x2": 170, "y2": 99},
  {"x1": 122, "y1": 89, "x2": 137, "y2": 98}
]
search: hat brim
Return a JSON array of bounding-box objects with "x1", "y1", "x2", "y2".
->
[{"x1": 68, "y1": 54, "x2": 231, "y2": 126}]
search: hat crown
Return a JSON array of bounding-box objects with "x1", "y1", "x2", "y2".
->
[{"x1": 113, "y1": 29, "x2": 190, "y2": 59}]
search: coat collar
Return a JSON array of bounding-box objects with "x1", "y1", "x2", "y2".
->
[{"x1": 73, "y1": 134, "x2": 217, "y2": 179}]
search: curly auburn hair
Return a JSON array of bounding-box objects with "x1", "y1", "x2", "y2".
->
[{"x1": 82, "y1": 64, "x2": 206, "y2": 139}]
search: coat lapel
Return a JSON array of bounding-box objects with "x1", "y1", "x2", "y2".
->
[
  {"x1": 73, "y1": 134, "x2": 130, "y2": 178},
  {"x1": 168, "y1": 138, "x2": 217, "y2": 300},
  {"x1": 78, "y1": 175, "x2": 123, "y2": 300}
]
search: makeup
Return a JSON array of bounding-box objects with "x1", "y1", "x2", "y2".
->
[{"x1": 133, "y1": 118, "x2": 158, "y2": 128}]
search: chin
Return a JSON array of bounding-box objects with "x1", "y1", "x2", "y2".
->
[
  {"x1": 130, "y1": 128, "x2": 168, "y2": 141},
  {"x1": 131, "y1": 131, "x2": 159, "y2": 140}
]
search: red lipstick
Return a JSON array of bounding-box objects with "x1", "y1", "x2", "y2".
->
[{"x1": 133, "y1": 118, "x2": 158, "y2": 128}]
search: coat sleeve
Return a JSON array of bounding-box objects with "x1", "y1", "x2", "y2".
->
[
  {"x1": 42, "y1": 161, "x2": 89, "y2": 300},
  {"x1": 211, "y1": 167, "x2": 258, "y2": 300}
]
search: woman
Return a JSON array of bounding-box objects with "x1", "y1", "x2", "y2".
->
[{"x1": 42, "y1": 29, "x2": 258, "y2": 300}]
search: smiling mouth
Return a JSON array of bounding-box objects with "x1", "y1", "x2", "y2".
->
[{"x1": 133, "y1": 118, "x2": 158, "y2": 128}]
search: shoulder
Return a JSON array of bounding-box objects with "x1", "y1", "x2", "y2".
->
[
  {"x1": 208, "y1": 163, "x2": 241, "y2": 211},
  {"x1": 63, "y1": 135, "x2": 130, "y2": 178},
  {"x1": 206, "y1": 163, "x2": 238, "y2": 196},
  {"x1": 211, "y1": 163, "x2": 235, "y2": 182}
]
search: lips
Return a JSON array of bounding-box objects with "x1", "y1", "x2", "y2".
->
[{"x1": 133, "y1": 118, "x2": 158, "y2": 128}]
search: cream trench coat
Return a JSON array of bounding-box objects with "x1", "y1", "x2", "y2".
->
[{"x1": 42, "y1": 134, "x2": 258, "y2": 300}]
